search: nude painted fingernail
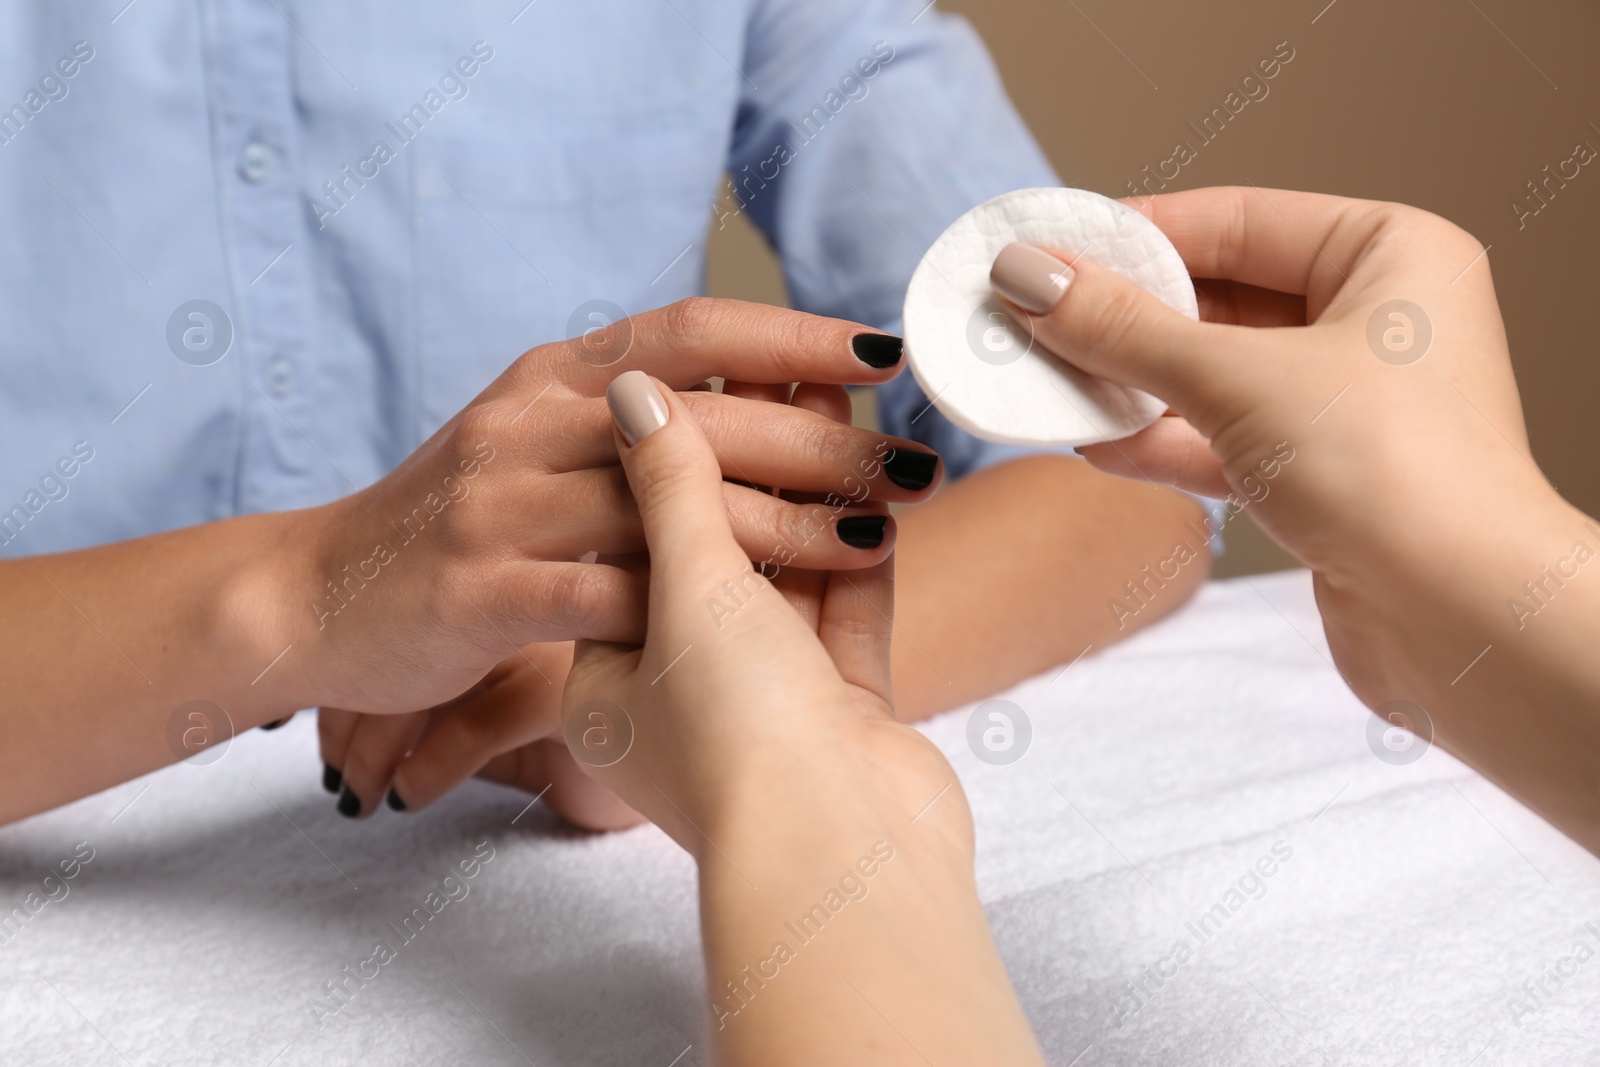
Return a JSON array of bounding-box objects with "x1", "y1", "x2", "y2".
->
[
  {"x1": 991, "y1": 243, "x2": 1074, "y2": 315},
  {"x1": 606, "y1": 370, "x2": 670, "y2": 446}
]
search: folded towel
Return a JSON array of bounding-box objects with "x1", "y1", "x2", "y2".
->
[{"x1": 2, "y1": 570, "x2": 1595, "y2": 1066}]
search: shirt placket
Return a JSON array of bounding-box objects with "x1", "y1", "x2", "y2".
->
[{"x1": 205, "y1": 0, "x2": 330, "y2": 515}]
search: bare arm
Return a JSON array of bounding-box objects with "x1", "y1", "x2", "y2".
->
[
  {"x1": 566, "y1": 374, "x2": 1045, "y2": 1064},
  {"x1": 0, "y1": 513, "x2": 304, "y2": 822},
  {"x1": 892, "y1": 453, "x2": 1209, "y2": 720}
]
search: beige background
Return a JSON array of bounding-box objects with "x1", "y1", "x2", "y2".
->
[{"x1": 706, "y1": 0, "x2": 1600, "y2": 576}]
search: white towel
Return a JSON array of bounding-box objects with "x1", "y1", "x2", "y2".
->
[{"x1": 2, "y1": 570, "x2": 1596, "y2": 1066}]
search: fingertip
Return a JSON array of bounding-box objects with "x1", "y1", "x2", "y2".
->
[
  {"x1": 1074, "y1": 441, "x2": 1134, "y2": 478},
  {"x1": 881, "y1": 447, "x2": 941, "y2": 493},
  {"x1": 849, "y1": 332, "x2": 904, "y2": 370},
  {"x1": 606, "y1": 370, "x2": 671, "y2": 447},
  {"x1": 336, "y1": 786, "x2": 362, "y2": 819},
  {"x1": 835, "y1": 513, "x2": 894, "y2": 552},
  {"x1": 991, "y1": 242, "x2": 1075, "y2": 316},
  {"x1": 602, "y1": 379, "x2": 748, "y2": 582}
]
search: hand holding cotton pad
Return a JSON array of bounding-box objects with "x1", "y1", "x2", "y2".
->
[{"x1": 902, "y1": 187, "x2": 1198, "y2": 447}]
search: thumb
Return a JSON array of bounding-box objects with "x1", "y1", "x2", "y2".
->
[
  {"x1": 991, "y1": 242, "x2": 1250, "y2": 416},
  {"x1": 604, "y1": 371, "x2": 752, "y2": 603}
]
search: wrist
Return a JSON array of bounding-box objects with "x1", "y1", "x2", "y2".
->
[
  {"x1": 211, "y1": 504, "x2": 336, "y2": 715},
  {"x1": 701, "y1": 723, "x2": 975, "y2": 890},
  {"x1": 1333, "y1": 479, "x2": 1586, "y2": 702}
]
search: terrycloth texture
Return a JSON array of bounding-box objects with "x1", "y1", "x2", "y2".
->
[
  {"x1": 902, "y1": 186, "x2": 1196, "y2": 448},
  {"x1": 2, "y1": 570, "x2": 1596, "y2": 1066}
]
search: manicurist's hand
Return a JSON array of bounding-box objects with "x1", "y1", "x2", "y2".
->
[
  {"x1": 0, "y1": 299, "x2": 943, "y2": 824},
  {"x1": 992, "y1": 187, "x2": 1600, "y2": 852},
  {"x1": 559, "y1": 370, "x2": 1044, "y2": 1065}
]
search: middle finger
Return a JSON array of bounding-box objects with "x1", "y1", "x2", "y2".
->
[
  {"x1": 516, "y1": 391, "x2": 943, "y2": 500},
  {"x1": 523, "y1": 467, "x2": 898, "y2": 569}
]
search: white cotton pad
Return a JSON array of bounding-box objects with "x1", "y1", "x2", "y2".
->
[{"x1": 901, "y1": 187, "x2": 1198, "y2": 447}]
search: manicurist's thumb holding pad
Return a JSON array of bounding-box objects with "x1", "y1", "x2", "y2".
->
[{"x1": 993, "y1": 185, "x2": 1600, "y2": 855}]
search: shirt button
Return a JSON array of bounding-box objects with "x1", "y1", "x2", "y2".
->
[
  {"x1": 238, "y1": 142, "x2": 274, "y2": 183},
  {"x1": 265, "y1": 356, "x2": 295, "y2": 397}
]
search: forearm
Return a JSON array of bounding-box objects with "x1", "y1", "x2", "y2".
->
[
  {"x1": 891, "y1": 454, "x2": 1210, "y2": 720},
  {"x1": 0, "y1": 511, "x2": 308, "y2": 822},
  {"x1": 700, "y1": 792, "x2": 1043, "y2": 1066},
  {"x1": 1346, "y1": 492, "x2": 1600, "y2": 853}
]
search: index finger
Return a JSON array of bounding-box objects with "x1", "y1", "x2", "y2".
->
[
  {"x1": 539, "y1": 297, "x2": 905, "y2": 394},
  {"x1": 1120, "y1": 186, "x2": 1384, "y2": 297}
]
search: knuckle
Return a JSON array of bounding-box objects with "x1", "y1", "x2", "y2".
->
[
  {"x1": 1371, "y1": 201, "x2": 1481, "y2": 260},
  {"x1": 1214, "y1": 186, "x2": 1253, "y2": 279},
  {"x1": 826, "y1": 610, "x2": 884, "y2": 642},
  {"x1": 1077, "y1": 283, "x2": 1148, "y2": 356},
  {"x1": 774, "y1": 502, "x2": 831, "y2": 555},
  {"x1": 659, "y1": 296, "x2": 722, "y2": 350},
  {"x1": 448, "y1": 708, "x2": 500, "y2": 755},
  {"x1": 782, "y1": 310, "x2": 836, "y2": 373},
  {"x1": 787, "y1": 415, "x2": 856, "y2": 475},
  {"x1": 637, "y1": 461, "x2": 704, "y2": 514},
  {"x1": 542, "y1": 565, "x2": 617, "y2": 635},
  {"x1": 340, "y1": 745, "x2": 390, "y2": 790},
  {"x1": 453, "y1": 400, "x2": 515, "y2": 453}
]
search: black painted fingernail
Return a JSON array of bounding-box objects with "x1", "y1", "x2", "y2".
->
[
  {"x1": 883, "y1": 448, "x2": 940, "y2": 490},
  {"x1": 322, "y1": 763, "x2": 342, "y2": 794},
  {"x1": 836, "y1": 515, "x2": 888, "y2": 549},
  {"x1": 851, "y1": 333, "x2": 903, "y2": 369},
  {"x1": 337, "y1": 787, "x2": 361, "y2": 818},
  {"x1": 386, "y1": 788, "x2": 407, "y2": 812},
  {"x1": 260, "y1": 718, "x2": 286, "y2": 731}
]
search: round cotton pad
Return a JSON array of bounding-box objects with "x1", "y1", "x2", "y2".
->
[{"x1": 902, "y1": 187, "x2": 1198, "y2": 447}]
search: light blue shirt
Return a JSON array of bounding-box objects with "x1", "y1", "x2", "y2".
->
[{"x1": 0, "y1": 0, "x2": 1059, "y2": 559}]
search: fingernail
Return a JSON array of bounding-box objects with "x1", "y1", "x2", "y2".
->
[
  {"x1": 322, "y1": 763, "x2": 343, "y2": 794},
  {"x1": 836, "y1": 515, "x2": 889, "y2": 549},
  {"x1": 883, "y1": 448, "x2": 940, "y2": 491},
  {"x1": 386, "y1": 788, "x2": 407, "y2": 812},
  {"x1": 337, "y1": 787, "x2": 361, "y2": 818},
  {"x1": 606, "y1": 369, "x2": 670, "y2": 446},
  {"x1": 991, "y1": 243, "x2": 1075, "y2": 315},
  {"x1": 851, "y1": 333, "x2": 903, "y2": 369},
  {"x1": 260, "y1": 718, "x2": 286, "y2": 731}
]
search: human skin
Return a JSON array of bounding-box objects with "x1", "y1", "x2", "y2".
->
[
  {"x1": 889, "y1": 452, "x2": 1206, "y2": 717},
  {"x1": 715, "y1": 381, "x2": 1210, "y2": 721},
  {"x1": 996, "y1": 186, "x2": 1600, "y2": 854},
  {"x1": 339, "y1": 388, "x2": 1205, "y2": 823},
  {"x1": 0, "y1": 299, "x2": 948, "y2": 826},
  {"x1": 562, "y1": 371, "x2": 1046, "y2": 1065}
]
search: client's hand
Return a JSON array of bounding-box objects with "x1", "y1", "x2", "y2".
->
[
  {"x1": 272, "y1": 300, "x2": 943, "y2": 818},
  {"x1": 993, "y1": 187, "x2": 1600, "y2": 852},
  {"x1": 317, "y1": 642, "x2": 642, "y2": 829},
  {"x1": 264, "y1": 300, "x2": 937, "y2": 720},
  {"x1": 323, "y1": 380, "x2": 873, "y2": 826},
  {"x1": 556, "y1": 370, "x2": 1043, "y2": 1066}
]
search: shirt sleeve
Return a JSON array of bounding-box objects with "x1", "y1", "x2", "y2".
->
[
  {"x1": 729, "y1": 1, "x2": 1226, "y2": 556},
  {"x1": 728, "y1": 0, "x2": 1063, "y2": 478}
]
